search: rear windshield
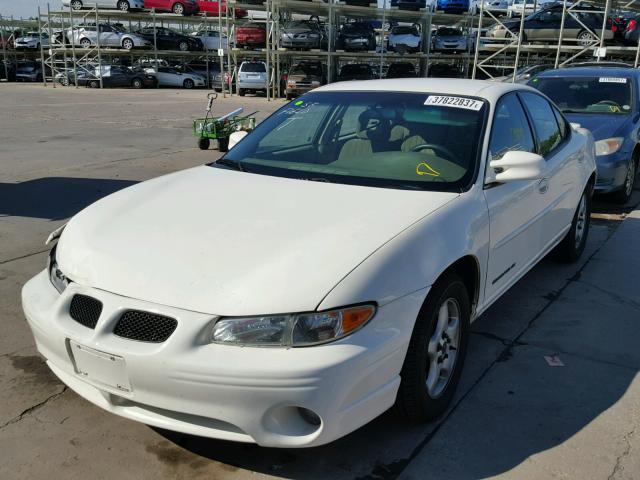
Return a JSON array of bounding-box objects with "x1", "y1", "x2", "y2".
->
[
  {"x1": 438, "y1": 28, "x2": 462, "y2": 36},
  {"x1": 291, "y1": 64, "x2": 323, "y2": 76},
  {"x1": 531, "y1": 76, "x2": 633, "y2": 114},
  {"x1": 242, "y1": 62, "x2": 266, "y2": 73},
  {"x1": 388, "y1": 63, "x2": 415, "y2": 73},
  {"x1": 343, "y1": 23, "x2": 370, "y2": 31},
  {"x1": 393, "y1": 26, "x2": 419, "y2": 35},
  {"x1": 219, "y1": 91, "x2": 487, "y2": 192}
]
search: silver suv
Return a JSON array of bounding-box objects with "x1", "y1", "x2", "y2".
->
[
  {"x1": 62, "y1": 0, "x2": 145, "y2": 12},
  {"x1": 237, "y1": 61, "x2": 267, "y2": 96}
]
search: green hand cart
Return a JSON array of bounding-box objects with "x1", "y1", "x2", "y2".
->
[{"x1": 193, "y1": 93, "x2": 256, "y2": 152}]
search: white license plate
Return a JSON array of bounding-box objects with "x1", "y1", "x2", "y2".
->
[{"x1": 69, "y1": 340, "x2": 131, "y2": 392}]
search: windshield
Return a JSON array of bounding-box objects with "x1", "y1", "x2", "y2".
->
[
  {"x1": 291, "y1": 64, "x2": 322, "y2": 76},
  {"x1": 341, "y1": 64, "x2": 371, "y2": 74},
  {"x1": 438, "y1": 28, "x2": 462, "y2": 36},
  {"x1": 532, "y1": 76, "x2": 633, "y2": 114},
  {"x1": 393, "y1": 26, "x2": 419, "y2": 35},
  {"x1": 219, "y1": 92, "x2": 486, "y2": 191}
]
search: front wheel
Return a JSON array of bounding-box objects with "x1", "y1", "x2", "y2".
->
[
  {"x1": 80, "y1": 38, "x2": 91, "y2": 49},
  {"x1": 89, "y1": 80, "x2": 99, "y2": 88},
  {"x1": 238, "y1": 88, "x2": 246, "y2": 96},
  {"x1": 70, "y1": 0, "x2": 83, "y2": 10},
  {"x1": 395, "y1": 272, "x2": 470, "y2": 422},
  {"x1": 612, "y1": 159, "x2": 637, "y2": 204},
  {"x1": 183, "y1": 78, "x2": 194, "y2": 89},
  {"x1": 117, "y1": 0, "x2": 130, "y2": 11},
  {"x1": 178, "y1": 41, "x2": 189, "y2": 52},
  {"x1": 198, "y1": 138, "x2": 210, "y2": 150},
  {"x1": 554, "y1": 184, "x2": 592, "y2": 262},
  {"x1": 577, "y1": 30, "x2": 597, "y2": 47},
  {"x1": 172, "y1": 2, "x2": 185, "y2": 15},
  {"x1": 131, "y1": 78, "x2": 143, "y2": 89},
  {"x1": 122, "y1": 38, "x2": 134, "y2": 50}
]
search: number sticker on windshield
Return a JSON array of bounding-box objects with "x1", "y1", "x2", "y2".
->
[
  {"x1": 424, "y1": 96, "x2": 483, "y2": 111},
  {"x1": 599, "y1": 77, "x2": 627, "y2": 83}
]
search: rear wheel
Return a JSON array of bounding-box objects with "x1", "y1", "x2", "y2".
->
[
  {"x1": 183, "y1": 78, "x2": 195, "y2": 89},
  {"x1": 80, "y1": 38, "x2": 91, "y2": 48},
  {"x1": 131, "y1": 78, "x2": 143, "y2": 89},
  {"x1": 577, "y1": 30, "x2": 597, "y2": 47},
  {"x1": 117, "y1": 0, "x2": 130, "y2": 11},
  {"x1": 555, "y1": 184, "x2": 591, "y2": 262},
  {"x1": 198, "y1": 138, "x2": 210, "y2": 150},
  {"x1": 395, "y1": 272, "x2": 470, "y2": 422},
  {"x1": 89, "y1": 80, "x2": 99, "y2": 88},
  {"x1": 178, "y1": 41, "x2": 189, "y2": 51},
  {"x1": 238, "y1": 88, "x2": 246, "y2": 96},
  {"x1": 612, "y1": 158, "x2": 637, "y2": 204},
  {"x1": 122, "y1": 38, "x2": 134, "y2": 50},
  {"x1": 70, "y1": 0, "x2": 83, "y2": 10},
  {"x1": 172, "y1": 2, "x2": 185, "y2": 15}
]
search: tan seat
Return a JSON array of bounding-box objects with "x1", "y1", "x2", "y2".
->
[
  {"x1": 338, "y1": 134, "x2": 373, "y2": 162},
  {"x1": 401, "y1": 135, "x2": 427, "y2": 152}
]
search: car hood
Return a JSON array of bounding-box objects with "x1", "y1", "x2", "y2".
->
[
  {"x1": 282, "y1": 28, "x2": 314, "y2": 35},
  {"x1": 564, "y1": 113, "x2": 633, "y2": 140},
  {"x1": 57, "y1": 166, "x2": 457, "y2": 316}
]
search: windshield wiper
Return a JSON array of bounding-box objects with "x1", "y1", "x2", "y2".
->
[
  {"x1": 299, "y1": 177, "x2": 333, "y2": 183},
  {"x1": 215, "y1": 158, "x2": 247, "y2": 172}
]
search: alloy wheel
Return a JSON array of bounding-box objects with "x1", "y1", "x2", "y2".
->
[
  {"x1": 574, "y1": 192, "x2": 587, "y2": 249},
  {"x1": 426, "y1": 298, "x2": 461, "y2": 399},
  {"x1": 71, "y1": 0, "x2": 83, "y2": 10},
  {"x1": 624, "y1": 160, "x2": 636, "y2": 197},
  {"x1": 173, "y1": 3, "x2": 185, "y2": 15},
  {"x1": 118, "y1": 1, "x2": 130, "y2": 11},
  {"x1": 179, "y1": 41, "x2": 188, "y2": 51},
  {"x1": 123, "y1": 39, "x2": 134, "y2": 50},
  {"x1": 80, "y1": 39, "x2": 91, "y2": 48},
  {"x1": 578, "y1": 31, "x2": 596, "y2": 46}
]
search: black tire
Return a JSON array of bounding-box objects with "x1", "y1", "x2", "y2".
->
[
  {"x1": 554, "y1": 183, "x2": 592, "y2": 262},
  {"x1": 286, "y1": 93, "x2": 292, "y2": 100},
  {"x1": 131, "y1": 78, "x2": 143, "y2": 89},
  {"x1": 218, "y1": 137, "x2": 229, "y2": 152},
  {"x1": 172, "y1": 2, "x2": 185, "y2": 15},
  {"x1": 183, "y1": 78, "x2": 195, "y2": 89},
  {"x1": 395, "y1": 272, "x2": 470, "y2": 422},
  {"x1": 89, "y1": 80, "x2": 99, "y2": 88},
  {"x1": 122, "y1": 38, "x2": 134, "y2": 50},
  {"x1": 611, "y1": 159, "x2": 637, "y2": 204},
  {"x1": 117, "y1": 0, "x2": 130, "y2": 11},
  {"x1": 178, "y1": 41, "x2": 189, "y2": 52},
  {"x1": 70, "y1": 0, "x2": 83, "y2": 10},
  {"x1": 198, "y1": 138, "x2": 210, "y2": 150},
  {"x1": 577, "y1": 30, "x2": 596, "y2": 47},
  {"x1": 80, "y1": 38, "x2": 91, "y2": 49},
  {"x1": 238, "y1": 88, "x2": 246, "y2": 96}
]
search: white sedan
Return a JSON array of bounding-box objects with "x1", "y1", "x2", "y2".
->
[
  {"x1": 22, "y1": 79, "x2": 596, "y2": 448},
  {"x1": 144, "y1": 66, "x2": 206, "y2": 88},
  {"x1": 14, "y1": 32, "x2": 50, "y2": 50},
  {"x1": 190, "y1": 30, "x2": 230, "y2": 51}
]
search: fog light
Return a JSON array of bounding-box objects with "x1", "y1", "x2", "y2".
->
[{"x1": 298, "y1": 407, "x2": 321, "y2": 426}]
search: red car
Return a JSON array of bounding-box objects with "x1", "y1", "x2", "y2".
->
[
  {"x1": 196, "y1": 0, "x2": 247, "y2": 18},
  {"x1": 143, "y1": 0, "x2": 199, "y2": 15},
  {"x1": 235, "y1": 23, "x2": 266, "y2": 48}
]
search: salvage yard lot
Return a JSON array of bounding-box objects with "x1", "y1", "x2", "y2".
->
[{"x1": 1, "y1": 83, "x2": 638, "y2": 480}]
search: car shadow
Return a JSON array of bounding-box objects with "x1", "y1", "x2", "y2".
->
[
  {"x1": 0, "y1": 177, "x2": 137, "y2": 220},
  {"x1": 149, "y1": 212, "x2": 640, "y2": 479}
]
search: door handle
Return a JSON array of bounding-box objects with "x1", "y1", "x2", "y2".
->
[{"x1": 538, "y1": 178, "x2": 549, "y2": 194}]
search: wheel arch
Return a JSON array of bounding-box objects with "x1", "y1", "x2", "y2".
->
[{"x1": 432, "y1": 255, "x2": 481, "y2": 317}]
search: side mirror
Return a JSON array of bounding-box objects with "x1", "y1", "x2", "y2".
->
[
  {"x1": 488, "y1": 150, "x2": 546, "y2": 183},
  {"x1": 228, "y1": 130, "x2": 249, "y2": 150}
]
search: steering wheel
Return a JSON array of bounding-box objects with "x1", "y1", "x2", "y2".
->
[
  {"x1": 594, "y1": 100, "x2": 621, "y2": 107},
  {"x1": 411, "y1": 143, "x2": 457, "y2": 162}
]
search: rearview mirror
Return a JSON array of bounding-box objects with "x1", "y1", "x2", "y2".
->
[
  {"x1": 488, "y1": 150, "x2": 546, "y2": 183},
  {"x1": 228, "y1": 130, "x2": 248, "y2": 150}
]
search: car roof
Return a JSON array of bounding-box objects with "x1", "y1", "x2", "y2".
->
[
  {"x1": 315, "y1": 78, "x2": 536, "y2": 102},
  {"x1": 536, "y1": 67, "x2": 640, "y2": 78}
]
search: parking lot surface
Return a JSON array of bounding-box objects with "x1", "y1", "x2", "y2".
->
[{"x1": 1, "y1": 83, "x2": 638, "y2": 480}]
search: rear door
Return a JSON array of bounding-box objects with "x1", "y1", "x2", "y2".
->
[{"x1": 483, "y1": 92, "x2": 546, "y2": 304}]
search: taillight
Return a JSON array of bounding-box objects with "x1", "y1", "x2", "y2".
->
[{"x1": 628, "y1": 19, "x2": 637, "y2": 32}]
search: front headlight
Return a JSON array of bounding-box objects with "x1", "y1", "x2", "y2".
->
[
  {"x1": 595, "y1": 137, "x2": 624, "y2": 156},
  {"x1": 211, "y1": 304, "x2": 376, "y2": 347},
  {"x1": 47, "y1": 245, "x2": 69, "y2": 294}
]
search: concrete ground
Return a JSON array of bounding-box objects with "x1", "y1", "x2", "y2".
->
[{"x1": 0, "y1": 83, "x2": 638, "y2": 480}]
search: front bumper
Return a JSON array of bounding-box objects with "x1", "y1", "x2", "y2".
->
[
  {"x1": 594, "y1": 152, "x2": 631, "y2": 193},
  {"x1": 22, "y1": 270, "x2": 423, "y2": 447},
  {"x1": 280, "y1": 38, "x2": 321, "y2": 49}
]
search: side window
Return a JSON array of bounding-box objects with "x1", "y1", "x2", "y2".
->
[
  {"x1": 551, "y1": 104, "x2": 569, "y2": 140},
  {"x1": 520, "y1": 92, "x2": 563, "y2": 156},
  {"x1": 489, "y1": 93, "x2": 536, "y2": 161}
]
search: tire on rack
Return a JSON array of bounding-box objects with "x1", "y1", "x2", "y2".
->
[
  {"x1": 178, "y1": 41, "x2": 189, "y2": 52},
  {"x1": 238, "y1": 88, "x2": 246, "y2": 96},
  {"x1": 611, "y1": 157, "x2": 638, "y2": 204},
  {"x1": 117, "y1": 0, "x2": 130, "y2": 11},
  {"x1": 183, "y1": 78, "x2": 195, "y2": 89},
  {"x1": 554, "y1": 182, "x2": 592, "y2": 262},
  {"x1": 198, "y1": 138, "x2": 211, "y2": 150},
  {"x1": 89, "y1": 80, "x2": 100, "y2": 88},
  {"x1": 122, "y1": 38, "x2": 134, "y2": 50},
  {"x1": 80, "y1": 38, "x2": 91, "y2": 49},
  {"x1": 131, "y1": 78, "x2": 143, "y2": 89},
  {"x1": 577, "y1": 30, "x2": 597, "y2": 47},
  {"x1": 172, "y1": 2, "x2": 185, "y2": 15},
  {"x1": 70, "y1": 0, "x2": 83, "y2": 10},
  {"x1": 395, "y1": 272, "x2": 470, "y2": 423}
]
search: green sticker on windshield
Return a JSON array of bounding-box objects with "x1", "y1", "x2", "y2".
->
[
  {"x1": 532, "y1": 78, "x2": 539, "y2": 83},
  {"x1": 294, "y1": 100, "x2": 304, "y2": 106}
]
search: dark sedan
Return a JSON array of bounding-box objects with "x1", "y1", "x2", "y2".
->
[
  {"x1": 279, "y1": 20, "x2": 326, "y2": 50},
  {"x1": 134, "y1": 27, "x2": 203, "y2": 51},
  {"x1": 336, "y1": 23, "x2": 376, "y2": 52},
  {"x1": 79, "y1": 66, "x2": 157, "y2": 89},
  {"x1": 337, "y1": 63, "x2": 376, "y2": 81},
  {"x1": 530, "y1": 66, "x2": 639, "y2": 203},
  {"x1": 386, "y1": 62, "x2": 417, "y2": 78}
]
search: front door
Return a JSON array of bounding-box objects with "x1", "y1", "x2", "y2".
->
[{"x1": 483, "y1": 92, "x2": 547, "y2": 304}]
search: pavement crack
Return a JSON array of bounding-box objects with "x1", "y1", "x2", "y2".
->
[
  {"x1": 608, "y1": 428, "x2": 634, "y2": 480},
  {"x1": 0, "y1": 386, "x2": 67, "y2": 430},
  {"x1": 574, "y1": 278, "x2": 640, "y2": 312},
  {"x1": 0, "y1": 248, "x2": 50, "y2": 265}
]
